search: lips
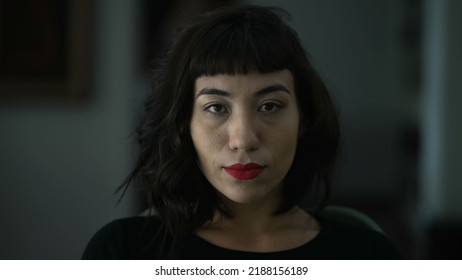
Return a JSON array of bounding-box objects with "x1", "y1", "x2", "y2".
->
[{"x1": 223, "y1": 163, "x2": 265, "y2": 180}]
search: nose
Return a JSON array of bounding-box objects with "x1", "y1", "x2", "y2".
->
[{"x1": 228, "y1": 113, "x2": 260, "y2": 151}]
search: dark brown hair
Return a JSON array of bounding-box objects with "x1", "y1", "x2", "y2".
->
[{"x1": 120, "y1": 5, "x2": 340, "y2": 258}]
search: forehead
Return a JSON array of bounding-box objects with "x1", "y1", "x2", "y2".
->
[{"x1": 194, "y1": 69, "x2": 294, "y2": 93}]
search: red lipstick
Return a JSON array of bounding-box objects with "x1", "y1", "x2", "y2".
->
[{"x1": 223, "y1": 163, "x2": 265, "y2": 180}]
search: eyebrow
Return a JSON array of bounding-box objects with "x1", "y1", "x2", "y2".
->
[{"x1": 196, "y1": 84, "x2": 290, "y2": 98}]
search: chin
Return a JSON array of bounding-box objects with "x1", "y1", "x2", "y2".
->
[
  {"x1": 219, "y1": 187, "x2": 276, "y2": 205},
  {"x1": 209, "y1": 176, "x2": 283, "y2": 206},
  {"x1": 226, "y1": 195, "x2": 260, "y2": 205}
]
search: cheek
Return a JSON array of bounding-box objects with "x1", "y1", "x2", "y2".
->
[
  {"x1": 190, "y1": 120, "x2": 225, "y2": 168},
  {"x1": 275, "y1": 130, "x2": 298, "y2": 159},
  {"x1": 272, "y1": 116, "x2": 299, "y2": 162}
]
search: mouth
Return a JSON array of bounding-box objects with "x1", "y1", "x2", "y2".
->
[{"x1": 223, "y1": 163, "x2": 265, "y2": 180}]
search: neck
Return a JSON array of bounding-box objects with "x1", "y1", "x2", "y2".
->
[
  {"x1": 207, "y1": 196, "x2": 305, "y2": 233},
  {"x1": 196, "y1": 192, "x2": 320, "y2": 253}
]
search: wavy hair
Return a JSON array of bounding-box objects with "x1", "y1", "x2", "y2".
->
[{"x1": 120, "y1": 5, "x2": 340, "y2": 258}]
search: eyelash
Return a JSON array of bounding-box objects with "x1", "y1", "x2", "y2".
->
[
  {"x1": 259, "y1": 102, "x2": 281, "y2": 113},
  {"x1": 204, "y1": 103, "x2": 227, "y2": 114},
  {"x1": 203, "y1": 102, "x2": 282, "y2": 115}
]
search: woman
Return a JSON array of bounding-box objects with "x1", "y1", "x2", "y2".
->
[{"x1": 83, "y1": 5, "x2": 401, "y2": 259}]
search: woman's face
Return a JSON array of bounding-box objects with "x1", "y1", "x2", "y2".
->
[{"x1": 190, "y1": 69, "x2": 300, "y2": 206}]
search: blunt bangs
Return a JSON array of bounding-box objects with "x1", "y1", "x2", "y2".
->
[
  {"x1": 119, "y1": 5, "x2": 340, "y2": 258},
  {"x1": 188, "y1": 6, "x2": 303, "y2": 77}
]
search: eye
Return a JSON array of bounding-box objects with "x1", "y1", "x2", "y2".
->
[
  {"x1": 259, "y1": 102, "x2": 281, "y2": 113},
  {"x1": 204, "y1": 103, "x2": 227, "y2": 114}
]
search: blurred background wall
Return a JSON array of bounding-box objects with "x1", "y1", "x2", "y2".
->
[
  {"x1": 0, "y1": 0, "x2": 142, "y2": 259},
  {"x1": 0, "y1": 0, "x2": 461, "y2": 259}
]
